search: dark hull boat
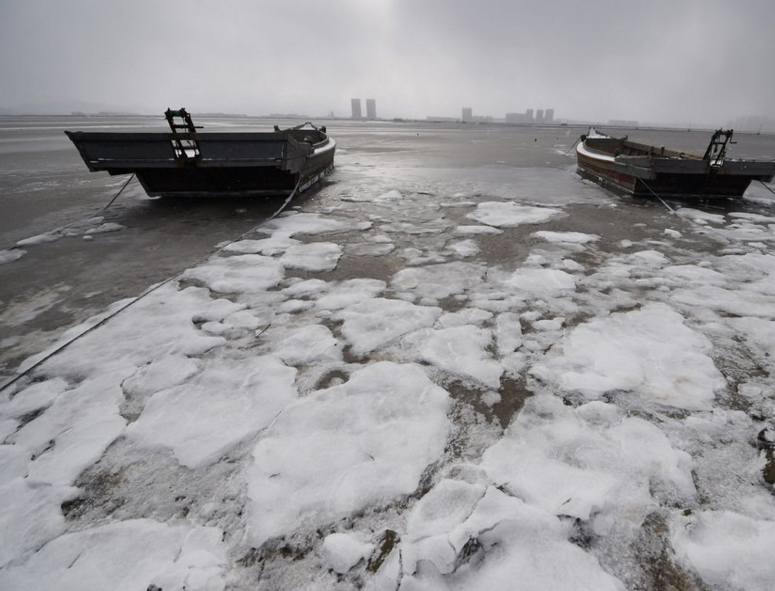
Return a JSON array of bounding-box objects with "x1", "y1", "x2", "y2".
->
[
  {"x1": 576, "y1": 129, "x2": 775, "y2": 200},
  {"x1": 65, "y1": 109, "x2": 336, "y2": 198}
]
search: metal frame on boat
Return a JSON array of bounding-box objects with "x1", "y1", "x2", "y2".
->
[
  {"x1": 65, "y1": 109, "x2": 336, "y2": 198},
  {"x1": 576, "y1": 128, "x2": 775, "y2": 200}
]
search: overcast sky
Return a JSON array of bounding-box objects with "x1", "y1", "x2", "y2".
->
[{"x1": 1, "y1": 0, "x2": 773, "y2": 125}]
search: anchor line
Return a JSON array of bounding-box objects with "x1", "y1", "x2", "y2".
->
[{"x1": 0, "y1": 177, "x2": 307, "y2": 395}]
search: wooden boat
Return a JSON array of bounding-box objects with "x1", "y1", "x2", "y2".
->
[
  {"x1": 65, "y1": 109, "x2": 336, "y2": 198},
  {"x1": 576, "y1": 128, "x2": 775, "y2": 200}
]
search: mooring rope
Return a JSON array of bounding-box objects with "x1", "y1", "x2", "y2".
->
[
  {"x1": 0, "y1": 178, "x2": 306, "y2": 395},
  {"x1": 758, "y1": 180, "x2": 775, "y2": 198},
  {"x1": 566, "y1": 135, "x2": 583, "y2": 155},
  {"x1": 634, "y1": 177, "x2": 676, "y2": 213},
  {"x1": 102, "y1": 173, "x2": 136, "y2": 210},
  {"x1": 0, "y1": 176, "x2": 138, "y2": 254}
]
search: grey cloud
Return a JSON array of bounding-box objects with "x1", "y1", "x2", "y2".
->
[{"x1": 1, "y1": 0, "x2": 773, "y2": 126}]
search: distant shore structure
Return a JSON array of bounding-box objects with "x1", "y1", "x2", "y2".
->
[
  {"x1": 351, "y1": 98, "x2": 362, "y2": 120},
  {"x1": 351, "y1": 98, "x2": 377, "y2": 120},
  {"x1": 502, "y1": 107, "x2": 555, "y2": 124},
  {"x1": 366, "y1": 99, "x2": 377, "y2": 120},
  {"x1": 460, "y1": 106, "x2": 493, "y2": 123}
]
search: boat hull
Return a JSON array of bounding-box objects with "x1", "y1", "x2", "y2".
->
[
  {"x1": 130, "y1": 148, "x2": 334, "y2": 198},
  {"x1": 577, "y1": 136, "x2": 775, "y2": 200},
  {"x1": 65, "y1": 127, "x2": 336, "y2": 198}
]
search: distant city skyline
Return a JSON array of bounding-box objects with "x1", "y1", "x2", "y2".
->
[
  {"x1": 2, "y1": 1, "x2": 773, "y2": 131},
  {"x1": 2, "y1": 97, "x2": 774, "y2": 134}
]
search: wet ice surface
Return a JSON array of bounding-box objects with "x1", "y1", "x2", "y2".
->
[{"x1": 2, "y1": 125, "x2": 775, "y2": 590}]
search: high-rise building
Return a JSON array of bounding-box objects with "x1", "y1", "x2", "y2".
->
[
  {"x1": 526, "y1": 109, "x2": 534, "y2": 122},
  {"x1": 462, "y1": 107, "x2": 473, "y2": 122},
  {"x1": 351, "y1": 98, "x2": 362, "y2": 120},
  {"x1": 536, "y1": 109, "x2": 544, "y2": 124},
  {"x1": 545, "y1": 109, "x2": 554, "y2": 122},
  {"x1": 366, "y1": 99, "x2": 377, "y2": 120}
]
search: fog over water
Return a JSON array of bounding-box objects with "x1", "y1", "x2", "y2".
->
[{"x1": 1, "y1": 0, "x2": 774, "y2": 127}]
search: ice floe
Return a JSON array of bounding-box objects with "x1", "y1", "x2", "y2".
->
[
  {"x1": 533, "y1": 230, "x2": 599, "y2": 244},
  {"x1": 672, "y1": 510, "x2": 775, "y2": 591},
  {"x1": 247, "y1": 361, "x2": 451, "y2": 546},
  {"x1": 396, "y1": 483, "x2": 625, "y2": 590},
  {"x1": 270, "y1": 324, "x2": 342, "y2": 366},
  {"x1": 223, "y1": 234, "x2": 300, "y2": 255},
  {"x1": 506, "y1": 267, "x2": 577, "y2": 296},
  {"x1": 315, "y1": 278, "x2": 385, "y2": 311},
  {"x1": 403, "y1": 325, "x2": 503, "y2": 388},
  {"x1": 391, "y1": 262, "x2": 486, "y2": 301},
  {"x1": 16, "y1": 232, "x2": 61, "y2": 246},
  {"x1": 127, "y1": 355, "x2": 297, "y2": 468},
  {"x1": 0, "y1": 249, "x2": 26, "y2": 265},
  {"x1": 531, "y1": 303, "x2": 725, "y2": 409},
  {"x1": 453, "y1": 225, "x2": 503, "y2": 236},
  {"x1": 182, "y1": 254, "x2": 285, "y2": 293},
  {"x1": 262, "y1": 211, "x2": 372, "y2": 236},
  {"x1": 336, "y1": 298, "x2": 442, "y2": 355},
  {"x1": 467, "y1": 201, "x2": 563, "y2": 228},
  {"x1": 482, "y1": 396, "x2": 695, "y2": 525},
  {"x1": 279, "y1": 242, "x2": 342, "y2": 271},
  {"x1": 321, "y1": 532, "x2": 374, "y2": 574},
  {"x1": 0, "y1": 519, "x2": 227, "y2": 591},
  {"x1": 0, "y1": 477, "x2": 77, "y2": 569}
]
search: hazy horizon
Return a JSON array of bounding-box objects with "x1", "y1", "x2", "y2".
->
[{"x1": 2, "y1": 0, "x2": 774, "y2": 129}]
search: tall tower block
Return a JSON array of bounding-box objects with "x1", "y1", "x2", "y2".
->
[
  {"x1": 351, "y1": 98, "x2": 362, "y2": 120},
  {"x1": 366, "y1": 99, "x2": 377, "y2": 120}
]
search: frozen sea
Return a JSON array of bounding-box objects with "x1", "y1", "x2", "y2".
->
[{"x1": 2, "y1": 116, "x2": 775, "y2": 590}]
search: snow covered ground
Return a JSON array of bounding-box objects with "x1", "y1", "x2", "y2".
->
[{"x1": 2, "y1": 145, "x2": 775, "y2": 590}]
